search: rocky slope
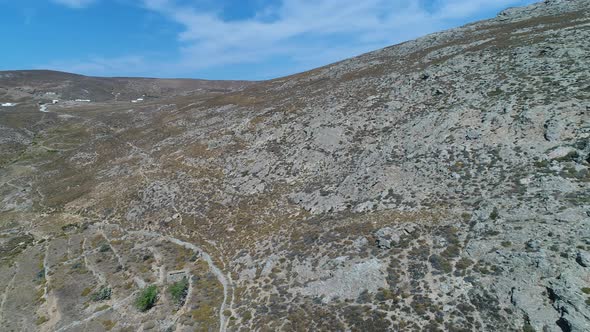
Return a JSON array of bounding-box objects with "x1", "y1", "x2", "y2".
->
[{"x1": 1, "y1": 0, "x2": 589, "y2": 331}]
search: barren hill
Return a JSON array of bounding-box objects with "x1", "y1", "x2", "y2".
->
[
  {"x1": 1, "y1": 0, "x2": 589, "y2": 331},
  {"x1": 0, "y1": 69, "x2": 252, "y2": 103}
]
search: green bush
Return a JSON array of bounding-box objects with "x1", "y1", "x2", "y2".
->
[
  {"x1": 99, "y1": 243, "x2": 111, "y2": 252},
  {"x1": 490, "y1": 207, "x2": 499, "y2": 220},
  {"x1": 92, "y1": 286, "x2": 112, "y2": 301},
  {"x1": 242, "y1": 311, "x2": 252, "y2": 321},
  {"x1": 136, "y1": 285, "x2": 158, "y2": 312},
  {"x1": 455, "y1": 257, "x2": 474, "y2": 270},
  {"x1": 429, "y1": 254, "x2": 452, "y2": 273},
  {"x1": 441, "y1": 244, "x2": 460, "y2": 258},
  {"x1": 168, "y1": 277, "x2": 189, "y2": 306}
]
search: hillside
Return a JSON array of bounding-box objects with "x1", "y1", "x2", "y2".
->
[
  {"x1": 0, "y1": 69, "x2": 252, "y2": 103},
  {"x1": 1, "y1": 0, "x2": 589, "y2": 331}
]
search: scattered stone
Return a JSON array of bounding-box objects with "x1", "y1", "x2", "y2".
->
[
  {"x1": 544, "y1": 118, "x2": 562, "y2": 141},
  {"x1": 465, "y1": 129, "x2": 481, "y2": 140},
  {"x1": 547, "y1": 146, "x2": 577, "y2": 160},
  {"x1": 526, "y1": 239, "x2": 541, "y2": 252},
  {"x1": 374, "y1": 227, "x2": 398, "y2": 249},
  {"x1": 576, "y1": 252, "x2": 590, "y2": 267}
]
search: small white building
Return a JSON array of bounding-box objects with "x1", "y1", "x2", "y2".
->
[
  {"x1": 1, "y1": 102, "x2": 17, "y2": 107},
  {"x1": 52, "y1": 99, "x2": 59, "y2": 104},
  {"x1": 75, "y1": 99, "x2": 91, "y2": 102}
]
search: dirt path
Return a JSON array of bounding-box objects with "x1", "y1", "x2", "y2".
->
[
  {"x1": 54, "y1": 291, "x2": 137, "y2": 332},
  {"x1": 0, "y1": 263, "x2": 18, "y2": 324},
  {"x1": 81, "y1": 237, "x2": 107, "y2": 284},
  {"x1": 37, "y1": 223, "x2": 232, "y2": 332},
  {"x1": 128, "y1": 230, "x2": 232, "y2": 332}
]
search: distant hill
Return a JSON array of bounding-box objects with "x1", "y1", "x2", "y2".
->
[{"x1": 0, "y1": 69, "x2": 253, "y2": 102}]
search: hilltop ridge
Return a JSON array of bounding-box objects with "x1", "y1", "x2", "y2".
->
[{"x1": 0, "y1": 69, "x2": 252, "y2": 103}]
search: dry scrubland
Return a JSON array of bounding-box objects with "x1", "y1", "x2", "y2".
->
[{"x1": 1, "y1": 0, "x2": 590, "y2": 331}]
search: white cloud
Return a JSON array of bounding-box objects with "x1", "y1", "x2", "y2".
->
[
  {"x1": 45, "y1": 0, "x2": 536, "y2": 78},
  {"x1": 140, "y1": 0, "x2": 534, "y2": 71},
  {"x1": 42, "y1": 55, "x2": 148, "y2": 76},
  {"x1": 52, "y1": 0, "x2": 96, "y2": 9}
]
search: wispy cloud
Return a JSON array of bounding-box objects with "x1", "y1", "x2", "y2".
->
[
  {"x1": 42, "y1": 55, "x2": 148, "y2": 76},
  {"x1": 52, "y1": 0, "x2": 96, "y2": 9},
  {"x1": 142, "y1": 0, "x2": 533, "y2": 72},
  {"x1": 39, "y1": 56, "x2": 149, "y2": 75},
  {"x1": 44, "y1": 0, "x2": 536, "y2": 78}
]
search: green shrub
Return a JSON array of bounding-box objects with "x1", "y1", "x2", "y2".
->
[
  {"x1": 490, "y1": 207, "x2": 499, "y2": 220},
  {"x1": 36, "y1": 316, "x2": 48, "y2": 325},
  {"x1": 441, "y1": 244, "x2": 460, "y2": 258},
  {"x1": 92, "y1": 286, "x2": 112, "y2": 301},
  {"x1": 523, "y1": 321, "x2": 535, "y2": 332},
  {"x1": 429, "y1": 254, "x2": 452, "y2": 273},
  {"x1": 81, "y1": 287, "x2": 93, "y2": 296},
  {"x1": 95, "y1": 304, "x2": 110, "y2": 312},
  {"x1": 554, "y1": 150, "x2": 579, "y2": 162},
  {"x1": 168, "y1": 277, "x2": 189, "y2": 306},
  {"x1": 455, "y1": 257, "x2": 474, "y2": 270},
  {"x1": 136, "y1": 285, "x2": 158, "y2": 312},
  {"x1": 99, "y1": 243, "x2": 111, "y2": 252}
]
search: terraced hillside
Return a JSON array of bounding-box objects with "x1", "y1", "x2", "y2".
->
[{"x1": 1, "y1": 0, "x2": 590, "y2": 331}]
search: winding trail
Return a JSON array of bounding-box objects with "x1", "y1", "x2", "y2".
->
[
  {"x1": 0, "y1": 263, "x2": 18, "y2": 325},
  {"x1": 127, "y1": 230, "x2": 232, "y2": 332},
  {"x1": 54, "y1": 291, "x2": 137, "y2": 332},
  {"x1": 31, "y1": 223, "x2": 233, "y2": 332},
  {"x1": 81, "y1": 237, "x2": 107, "y2": 284}
]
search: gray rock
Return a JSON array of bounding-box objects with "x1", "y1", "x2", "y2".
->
[
  {"x1": 543, "y1": 118, "x2": 562, "y2": 141},
  {"x1": 526, "y1": 239, "x2": 541, "y2": 252},
  {"x1": 465, "y1": 129, "x2": 481, "y2": 140},
  {"x1": 547, "y1": 272, "x2": 590, "y2": 332},
  {"x1": 376, "y1": 238, "x2": 391, "y2": 249},
  {"x1": 576, "y1": 252, "x2": 590, "y2": 267},
  {"x1": 547, "y1": 146, "x2": 577, "y2": 160},
  {"x1": 374, "y1": 227, "x2": 402, "y2": 249}
]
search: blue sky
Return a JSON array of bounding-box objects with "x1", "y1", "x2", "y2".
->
[{"x1": 0, "y1": 0, "x2": 536, "y2": 80}]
